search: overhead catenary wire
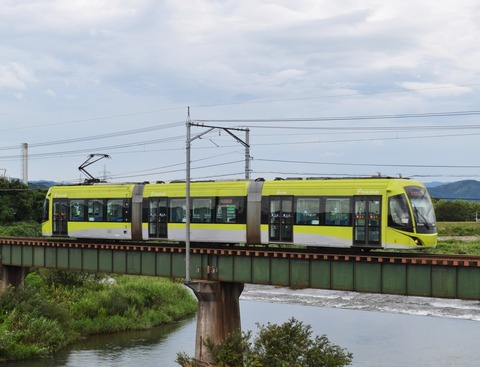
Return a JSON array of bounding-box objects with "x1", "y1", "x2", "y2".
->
[
  {"x1": 0, "y1": 121, "x2": 184, "y2": 151},
  {"x1": 254, "y1": 158, "x2": 480, "y2": 169},
  {"x1": 193, "y1": 109, "x2": 480, "y2": 124},
  {"x1": 3, "y1": 109, "x2": 480, "y2": 153},
  {"x1": 3, "y1": 81, "x2": 480, "y2": 133},
  {"x1": 4, "y1": 85, "x2": 480, "y2": 182}
]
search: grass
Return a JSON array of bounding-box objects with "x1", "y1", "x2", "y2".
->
[
  {"x1": 431, "y1": 240, "x2": 480, "y2": 255},
  {"x1": 432, "y1": 221, "x2": 480, "y2": 254},
  {"x1": 437, "y1": 221, "x2": 480, "y2": 237}
]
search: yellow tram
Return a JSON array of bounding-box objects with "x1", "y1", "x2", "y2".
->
[{"x1": 42, "y1": 177, "x2": 437, "y2": 250}]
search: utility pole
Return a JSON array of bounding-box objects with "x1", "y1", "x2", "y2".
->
[
  {"x1": 21, "y1": 143, "x2": 28, "y2": 185},
  {"x1": 185, "y1": 111, "x2": 251, "y2": 281},
  {"x1": 245, "y1": 128, "x2": 250, "y2": 179}
]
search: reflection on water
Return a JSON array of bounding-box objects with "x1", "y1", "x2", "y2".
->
[
  {"x1": 3, "y1": 286, "x2": 480, "y2": 367},
  {"x1": 2, "y1": 316, "x2": 196, "y2": 367}
]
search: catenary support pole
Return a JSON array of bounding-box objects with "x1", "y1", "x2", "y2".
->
[{"x1": 185, "y1": 109, "x2": 191, "y2": 282}]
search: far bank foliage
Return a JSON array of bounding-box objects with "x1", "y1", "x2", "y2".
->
[
  {"x1": 0, "y1": 179, "x2": 45, "y2": 224},
  {"x1": 0, "y1": 270, "x2": 197, "y2": 361},
  {"x1": 433, "y1": 199, "x2": 480, "y2": 222}
]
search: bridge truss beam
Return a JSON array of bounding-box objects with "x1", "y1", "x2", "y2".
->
[{"x1": 1, "y1": 239, "x2": 480, "y2": 300}]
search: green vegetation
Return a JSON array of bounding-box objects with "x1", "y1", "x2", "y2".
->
[
  {"x1": 0, "y1": 270, "x2": 197, "y2": 361},
  {"x1": 0, "y1": 220, "x2": 41, "y2": 237},
  {"x1": 432, "y1": 221, "x2": 480, "y2": 254},
  {"x1": 176, "y1": 318, "x2": 353, "y2": 367},
  {"x1": 437, "y1": 221, "x2": 480, "y2": 236},
  {"x1": 433, "y1": 199, "x2": 480, "y2": 222},
  {"x1": 0, "y1": 179, "x2": 46, "y2": 224},
  {"x1": 431, "y1": 240, "x2": 480, "y2": 255}
]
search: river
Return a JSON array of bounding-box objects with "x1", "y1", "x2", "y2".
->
[{"x1": 3, "y1": 285, "x2": 480, "y2": 367}]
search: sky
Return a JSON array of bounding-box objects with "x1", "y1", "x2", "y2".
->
[{"x1": 1, "y1": 0, "x2": 480, "y2": 184}]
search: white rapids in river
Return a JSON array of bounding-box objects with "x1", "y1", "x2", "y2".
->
[{"x1": 241, "y1": 284, "x2": 480, "y2": 321}]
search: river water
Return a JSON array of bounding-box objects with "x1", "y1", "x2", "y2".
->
[{"x1": 3, "y1": 285, "x2": 480, "y2": 367}]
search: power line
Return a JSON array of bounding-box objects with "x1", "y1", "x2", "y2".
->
[
  {"x1": 0, "y1": 121, "x2": 184, "y2": 151},
  {"x1": 254, "y1": 158, "x2": 480, "y2": 169},
  {"x1": 2, "y1": 110, "x2": 480, "y2": 154},
  {"x1": 0, "y1": 135, "x2": 185, "y2": 161},
  {"x1": 188, "y1": 82, "x2": 480, "y2": 109},
  {"x1": 0, "y1": 107, "x2": 186, "y2": 132},
  {"x1": 78, "y1": 159, "x2": 246, "y2": 182},
  {"x1": 4, "y1": 82, "x2": 480, "y2": 133},
  {"x1": 249, "y1": 131, "x2": 480, "y2": 147},
  {"x1": 194, "y1": 109, "x2": 480, "y2": 125}
]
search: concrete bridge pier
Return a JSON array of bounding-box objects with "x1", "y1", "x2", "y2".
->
[
  {"x1": 0, "y1": 264, "x2": 29, "y2": 290},
  {"x1": 186, "y1": 281, "x2": 244, "y2": 366}
]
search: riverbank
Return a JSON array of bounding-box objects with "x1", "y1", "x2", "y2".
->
[{"x1": 0, "y1": 270, "x2": 197, "y2": 362}]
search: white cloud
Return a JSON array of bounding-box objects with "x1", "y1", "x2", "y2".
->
[
  {"x1": 45, "y1": 89, "x2": 57, "y2": 97},
  {"x1": 399, "y1": 82, "x2": 474, "y2": 97},
  {"x1": 0, "y1": 62, "x2": 36, "y2": 91}
]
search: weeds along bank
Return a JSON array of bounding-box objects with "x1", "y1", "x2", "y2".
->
[{"x1": 0, "y1": 270, "x2": 197, "y2": 362}]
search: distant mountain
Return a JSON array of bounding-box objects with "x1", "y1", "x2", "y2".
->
[
  {"x1": 427, "y1": 180, "x2": 480, "y2": 201},
  {"x1": 28, "y1": 180, "x2": 58, "y2": 190},
  {"x1": 424, "y1": 181, "x2": 446, "y2": 188}
]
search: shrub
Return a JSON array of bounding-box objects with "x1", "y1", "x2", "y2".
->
[{"x1": 177, "y1": 318, "x2": 353, "y2": 367}]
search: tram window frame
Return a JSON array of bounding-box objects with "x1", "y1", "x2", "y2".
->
[
  {"x1": 261, "y1": 197, "x2": 270, "y2": 224},
  {"x1": 106, "y1": 199, "x2": 125, "y2": 222},
  {"x1": 215, "y1": 197, "x2": 246, "y2": 224},
  {"x1": 69, "y1": 199, "x2": 86, "y2": 221},
  {"x1": 87, "y1": 199, "x2": 104, "y2": 222},
  {"x1": 169, "y1": 198, "x2": 186, "y2": 223},
  {"x1": 324, "y1": 197, "x2": 352, "y2": 226},
  {"x1": 295, "y1": 197, "x2": 321, "y2": 225}
]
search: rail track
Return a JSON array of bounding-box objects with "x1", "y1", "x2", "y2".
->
[{"x1": 1, "y1": 236, "x2": 480, "y2": 268}]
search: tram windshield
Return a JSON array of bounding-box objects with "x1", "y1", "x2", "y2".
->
[
  {"x1": 405, "y1": 186, "x2": 437, "y2": 234},
  {"x1": 388, "y1": 194, "x2": 413, "y2": 232}
]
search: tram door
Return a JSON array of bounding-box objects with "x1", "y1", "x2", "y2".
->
[
  {"x1": 148, "y1": 198, "x2": 168, "y2": 239},
  {"x1": 269, "y1": 197, "x2": 293, "y2": 243},
  {"x1": 353, "y1": 196, "x2": 381, "y2": 247},
  {"x1": 52, "y1": 199, "x2": 68, "y2": 236}
]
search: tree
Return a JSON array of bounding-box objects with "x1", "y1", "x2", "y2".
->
[
  {"x1": 176, "y1": 318, "x2": 353, "y2": 367},
  {"x1": 434, "y1": 199, "x2": 472, "y2": 221},
  {"x1": 0, "y1": 178, "x2": 46, "y2": 224}
]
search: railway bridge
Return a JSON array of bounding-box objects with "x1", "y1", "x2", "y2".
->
[{"x1": 2, "y1": 237, "x2": 480, "y2": 364}]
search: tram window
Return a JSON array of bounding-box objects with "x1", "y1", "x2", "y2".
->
[
  {"x1": 192, "y1": 198, "x2": 213, "y2": 223},
  {"x1": 169, "y1": 198, "x2": 186, "y2": 223},
  {"x1": 107, "y1": 199, "x2": 124, "y2": 222},
  {"x1": 216, "y1": 197, "x2": 245, "y2": 224},
  {"x1": 388, "y1": 194, "x2": 412, "y2": 231},
  {"x1": 87, "y1": 199, "x2": 104, "y2": 221},
  {"x1": 295, "y1": 198, "x2": 320, "y2": 225},
  {"x1": 261, "y1": 197, "x2": 269, "y2": 224},
  {"x1": 69, "y1": 199, "x2": 85, "y2": 221},
  {"x1": 325, "y1": 198, "x2": 351, "y2": 226}
]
